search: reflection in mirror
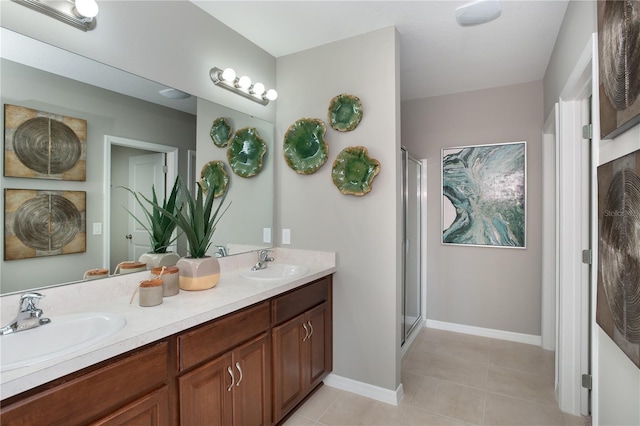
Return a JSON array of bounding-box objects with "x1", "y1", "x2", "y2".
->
[{"x1": 0, "y1": 31, "x2": 274, "y2": 295}]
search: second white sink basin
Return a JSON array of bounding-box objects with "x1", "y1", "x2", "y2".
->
[
  {"x1": 240, "y1": 264, "x2": 309, "y2": 281},
  {"x1": 0, "y1": 312, "x2": 126, "y2": 372}
]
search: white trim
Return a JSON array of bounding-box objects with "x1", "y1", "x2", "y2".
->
[
  {"x1": 323, "y1": 374, "x2": 403, "y2": 406},
  {"x1": 425, "y1": 320, "x2": 541, "y2": 346}
]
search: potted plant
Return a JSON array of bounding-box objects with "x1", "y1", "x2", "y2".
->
[
  {"x1": 122, "y1": 176, "x2": 182, "y2": 268},
  {"x1": 143, "y1": 175, "x2": 230, "y2": 290}
]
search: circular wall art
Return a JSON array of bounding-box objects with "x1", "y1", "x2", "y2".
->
[
  {"x1": 283, "y1": 118, "x2": 328, "y2": 174},
  {"x1": 14, "y1": 194, "x2": 82, "y2": 251},
  {"x1": 328, "y1": 93, "x2": 363, "y2": 132},
  {"x1": 200, "y1": 160, "x2": 230, "y2": 197},
  {"x1": 331, "y1": 146, "x2": 380, "y2": 196},
  {"x1": 14, "y1": 117, "x2": 82, "y2": 175},
  {"x1": 210, "y1": 117, "x2": 233, "y2": 148},
  {"x1": 227, "y1": 127, "x2": 267, "y2": 178},
  {"x1": 600, "y1": 168, "x2": 640, "y2": 345}
]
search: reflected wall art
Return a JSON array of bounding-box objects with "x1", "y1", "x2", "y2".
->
[
  {"x1": 597, "y1": 149, "x2": 640, "y2": 368},
  {"x1": 442, "y1": 141, "x2": 526, "y2": 248}
]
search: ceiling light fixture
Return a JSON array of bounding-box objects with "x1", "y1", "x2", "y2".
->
[
  {"x1": 210, "y1": 67, "x2": 277, "y2": 106},
  {"x1": 159, "y1": 88, "x2": 191, "y2": 100},
  {"x1": 11, "y1": 0, "x2": 99, "y2": 31},
  {"x1": 455, "y1": 0, "x2": 501, "y2": 26}
]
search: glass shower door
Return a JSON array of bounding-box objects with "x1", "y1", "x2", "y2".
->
[{"x1": 402, "y1": 148, "x2": 423, "y2": 344}]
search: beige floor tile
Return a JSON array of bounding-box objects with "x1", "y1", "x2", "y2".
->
[
  {"x1": 486, "y1": 366, "x2": 557, "y2": 405},
  {"x1": 409, "y1": 376, "x2": 486, "y2": 425},
  {"x1": 353, "y1": 401, "x2": 403, "y2": 425},
  {"x1": 398, "y1": 406, "x2": 472, "y2": 426},
  {"x1": 316, "y1": 391, "x2": 380, "y2": 426},
  {"x1": 423, "y1": 352, "x2": 489, "y2": 389},
  {"x1": 400, "y1": 371, "x2": 423, "y2": 405},
  {"x1": 564, "y1": 413, "x2": 590, "y2": 426},
  {"x1": 282, "y1": 413, "x2": 317, "y2": 426},
  {"x1": 484, "y1": 392, "x2": 566, "y2": 426},
  {"x1": 402, "y1": 349, "x2": 432, "y2": 376},
  {"x1": 489, "y1": 339, "x2": 554, "y2": 376},
  {"x1": 435, "y1": 332, "x2": 491, "y2": 363},
  {"x1": 296, "y1": 385, "x2": 345, "y2": 421},
  {"x1": 408, "y1": 328, "x2": 445, "y2": 355}
]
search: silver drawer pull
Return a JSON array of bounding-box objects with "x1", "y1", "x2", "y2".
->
[
  {"x1": 307, "y1": 320, "x2": 314, "y2": 338},
  {"x1": 302, "y1": 322, "x2": 310, "y2": 341},
  {"x1": 227, "y1": 366, "x2": 235, "y2": 391},
  {"x1": 235, "y1": 362, "x2": 243, "y2": 386}
]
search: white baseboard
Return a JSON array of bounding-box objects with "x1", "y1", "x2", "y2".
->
[
  {"x1": 425, "y1": 319, "x2": 542, "y2": 346},
  {"x1": 323, "y1": 373, "x2": 403, "y2": 406}
]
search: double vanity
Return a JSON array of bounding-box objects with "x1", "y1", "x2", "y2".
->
[{"x1": 0, "y1": 248, "x2": 336, "y2": 425}]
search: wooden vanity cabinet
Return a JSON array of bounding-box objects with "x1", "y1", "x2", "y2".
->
[
  {"x1": 271, "y1": 277, "x2": 333, "y2": 424},
  {"x1": 0, "y1": 341, "x2": 170, "y2": 426},
  {"x1": 0, "y1": 274, "x2": 333, "y2": 426},
  {"x1": 177, "y1": 302, "x2": 271, "y2": 426}
]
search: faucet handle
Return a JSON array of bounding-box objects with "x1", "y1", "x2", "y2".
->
[{"x1": 19, "y1": 292, "x2": 45, "y2": 312}]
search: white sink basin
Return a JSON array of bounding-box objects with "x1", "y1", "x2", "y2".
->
[
  {"x1": 0, "y1": 312, "x2": 126, "y2": 371},
  {"x1": 240, "y1": 264, "x2": 309, "y2": 281}
]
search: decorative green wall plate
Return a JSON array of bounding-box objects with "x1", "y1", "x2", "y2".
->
[
  {"x1": 332, "y1": 146, "x2": 380, "y2": 196},
  {"x1": 226, "y1": 127, "x2": 267, "y2": 178},
  {"x1": 210, "y1": 117, "x2": 233, "y2": 148},
  {"x1": 200, "y1": 160, "x2": 229, "y2": 197},
  {"x1": 328, "y1": 94, "x2": 363, "y2": 132},
  {"x1": 283, "y1": 118, "x2": 328, "y2": 174}
]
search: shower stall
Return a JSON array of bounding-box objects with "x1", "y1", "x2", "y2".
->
[{"x1": 401, "y1": 147, "x2": 425, "y2": 346}]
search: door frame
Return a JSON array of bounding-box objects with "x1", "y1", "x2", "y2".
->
[
  {"x1": 103, "y1": 135, "x2": 178, "y2": 270},
  {"x1": 552, "y1": 34, "x2": 596, "y2": 417}
]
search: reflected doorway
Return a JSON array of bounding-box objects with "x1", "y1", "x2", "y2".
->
[{"x1": 103, "y1": 135, "x2": 178, "y2": 272}]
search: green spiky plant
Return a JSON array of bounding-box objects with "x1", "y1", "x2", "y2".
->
[
  {"x1": 141, "y1": 175, "x2": 230, "y2": 258},
  {"x1": 122, "y1": 176, "x2": 182, "y2": 254}
]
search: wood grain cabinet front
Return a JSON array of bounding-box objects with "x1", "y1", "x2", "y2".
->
[
  {"x1": 179, "y1": 333, "x2": 270, "y2": 426},
  {"x1": 0, "y1": 342, "x2": 169, "y2": 426},
  {"x1": 271, "y1": 277, "x2": 333, "y2": 424}
]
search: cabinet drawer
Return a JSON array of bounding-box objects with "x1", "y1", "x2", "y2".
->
[
  {"x1": 0, "y1": 341, "x2": 168, "y2": 426},
  {"x1": 272, "y1": 276, "x2": 331, "y2": 325},
  {"x1": 178, "y1": 301, "x2": 269, "y2": 371}
]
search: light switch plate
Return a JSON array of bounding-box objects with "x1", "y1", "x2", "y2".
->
[
  {"x1": 282, "y1": 228, "x2": 291, "y2": 245},
  {"x1": 92, "y1": 223, "x2": 102, "y2": 235},
  {"x1": 263, "y1": 227, "x2": 272, "y2": 244}
]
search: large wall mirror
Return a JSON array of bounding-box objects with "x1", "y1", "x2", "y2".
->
[{"x1": 0, "y1": 29, "x2": 274, "y2": 295}]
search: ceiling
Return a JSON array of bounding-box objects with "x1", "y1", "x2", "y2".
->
[{"x1": 192, "y1": 0, "x2": 569, "y2": 101}]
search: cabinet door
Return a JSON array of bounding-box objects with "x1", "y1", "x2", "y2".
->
[
  {"x1": 272, "y1": 313, "x2": 306, "y2": 423},
  {"x1": 179, "y1": 353, "x2": 233, "y2": 426},
  {"x1": 92, "y1": 386, "x2": 170, "y2": 426},
  {"x1": 232, "y1": 334, "x2": 271, "y2": 426},
  {"x1": 307, "y1": 302, "x2": 330, "y2": 390}
]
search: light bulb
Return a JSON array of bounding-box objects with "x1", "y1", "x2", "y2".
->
[
  {"x1": 265, "y1": 89, "x2": 278, "y2": 101},
  {"x1": 74, "y1": 0, "x2": 99, "y2": 18},
  {"x1": 237, "y1": 76, "x2": 252, "y2": 89},
  {"x1": 221, "y1": 68, "x2": 236, "y2": 82},
  {"x1": 251, "y1": 82, "x2": 265, "y2": 96}
]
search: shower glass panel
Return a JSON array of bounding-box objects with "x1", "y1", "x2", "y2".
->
[{"x1": 402, "y1": 148, "x2": 423, "y2": 345}]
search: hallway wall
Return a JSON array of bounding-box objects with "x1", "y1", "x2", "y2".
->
[{"x1": 402, "y1": 81, "x2": 544, "y2": 336}]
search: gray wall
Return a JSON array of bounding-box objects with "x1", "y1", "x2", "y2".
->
[
  {"x1": 402, "y1": 81, "x2": 544, "y2": 336},
  {"x1": 276, "y1": 27, "x2": 403, "y2": 391},
  {"x1": 0, "y1": 60, "x2": 195, "y2": 293}
]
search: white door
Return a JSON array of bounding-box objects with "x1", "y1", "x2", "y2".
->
[{"x1": 128, "y1": 153, "x2": 165, "y2": 260}]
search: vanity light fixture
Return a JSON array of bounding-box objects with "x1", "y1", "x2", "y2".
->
[
  {"x1": 210, "y1": 67, "x2": 278, "y2": 106},
  {"x1": 11, "y1": 0, "x2": 99, "y2": 31}
]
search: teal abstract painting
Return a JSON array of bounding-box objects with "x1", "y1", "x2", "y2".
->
[{"x1": 442, "y1": 142, "x2": 526, "y2": 248}]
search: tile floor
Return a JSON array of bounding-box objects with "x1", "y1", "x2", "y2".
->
[{"x1": 283, "y1": 327, "x2": 591, "y2": 426}]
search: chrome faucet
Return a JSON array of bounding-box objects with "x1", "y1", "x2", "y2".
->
[
  {"x1": 251, "y1": 249, "x2": 274, "y2": 271},
  {"x1": 0, "y1": 292, "x2": 51, "y2": 335},
  {"x1": 214, "y1": 245, "x2": 228, "y2": 257}
]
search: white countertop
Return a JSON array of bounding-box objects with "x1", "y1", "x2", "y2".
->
[{"x1": 0, "y1": 248, "x2": 336, "y2": 400}]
